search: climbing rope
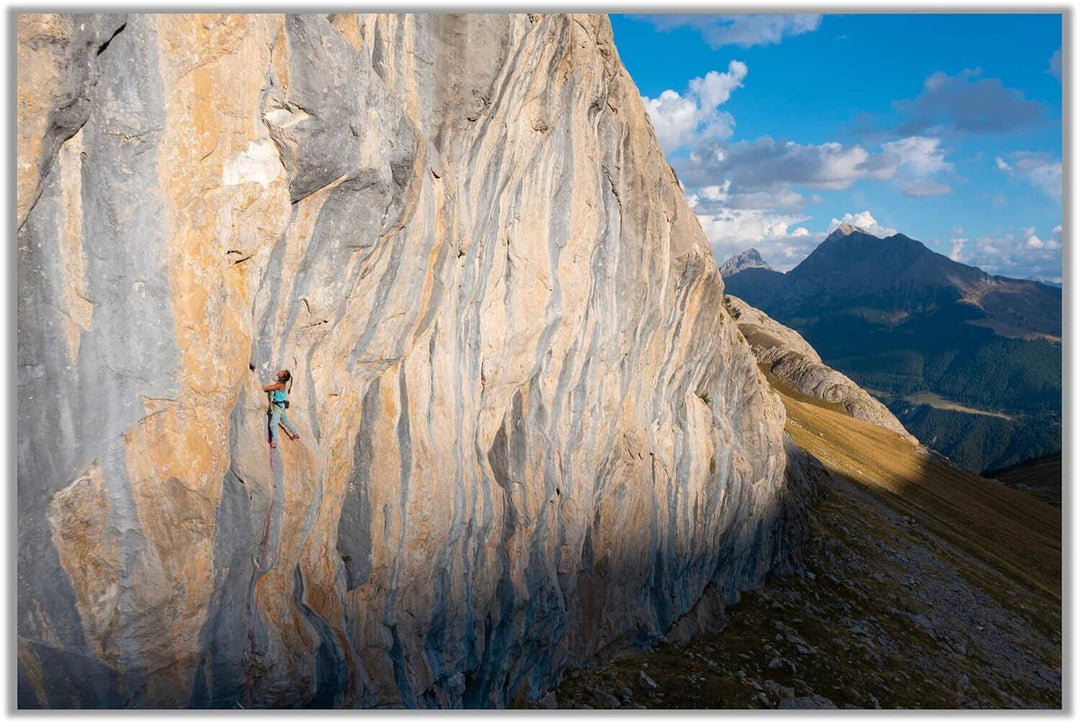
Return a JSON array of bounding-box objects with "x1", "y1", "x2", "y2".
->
[{"x1": 242, "y1": 434, "x2": 277, "y2": 708}]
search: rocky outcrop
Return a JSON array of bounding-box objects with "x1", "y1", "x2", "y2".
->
[
  {"x1": 18, "y1": 13, "x2": 804, "y2": 709},
  {"x1": 719, "y1": 248, "x2": 772, "y2": 277},
  {"x1": 724, "y1": 295, "x2": 916, "y2": 442}
]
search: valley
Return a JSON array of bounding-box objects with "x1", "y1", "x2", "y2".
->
[
  {"x1": 721, "y1": 225, "x2": 1062, "y2": 474},
  {"x1": 902, "y1": 392, "x2": 1012, "y2": 420}
]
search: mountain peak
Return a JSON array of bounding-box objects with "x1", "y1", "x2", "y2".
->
[
  {"x1": 833, "y1": 222, "x2": 870, "y2": 238},
  {"x1": 720, "y1": 248, "x2": 773, "y2": 276}
]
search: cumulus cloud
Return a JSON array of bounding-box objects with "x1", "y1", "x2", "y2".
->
[
  {"x1": 676, "y1": 137, "x2": 891, "y2": 191},
  {"x1": 642, "y1": 61, "x2": 747, "y2": 153},
  {"x1": 826, "y1": 211, "x2": 898, "y2": 238},
  {"x1": 1021, "y1": 226, "x2": 1061, "y2": 251},
  {"x1": 1049, "y1": 49, "x2": 1062, "y2": 81},
  {"x1": 694, "y1": 207, "x2": 818, "y2": 271},
  {"x1": 638, "y1": 14, "x2": 822, "y2": 48},
  {"x1": 894, "y1": 70, "x2": 1043, "y2": 135},
  {"x1": 881, "y1": 136, "x2": 953, "y2": 176},
  {"x1": 945, "y1": 225, "x2": 1062, "y2": 280},
  {"x1": 949, "y1": 235, "x2": 968, "y2": 262},
  {"x1": 996, "y1": 151, "x2": 1062, "y2": 200},
  {"x1": 690, "y1": 179, "x2": 807, "y2": 210},
  {"x1": 880, "y1": 136, "x2": 954, "y2": 197},
  {"x1": 1024, "y1": 228, "x2": 1044, "y2": 249},
  {"x1": 676, "y1": 136, "x2": 952, "y2": 266},
  {"x1": 674, "y1": 134, "x2": 954, "y2": 204}
]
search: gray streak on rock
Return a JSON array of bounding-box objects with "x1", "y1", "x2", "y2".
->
[{"x1": 19, "y1": 13, "x2": 807, "y2": 709}]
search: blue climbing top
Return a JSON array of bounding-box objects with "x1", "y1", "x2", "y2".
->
[{"x1": 272, "y1": 387, "x2": 287, "y2": 403}]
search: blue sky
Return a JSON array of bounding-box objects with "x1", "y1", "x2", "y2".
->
[{"x1": 610, "y1": 14, "x2": 1063, "y2": 282}]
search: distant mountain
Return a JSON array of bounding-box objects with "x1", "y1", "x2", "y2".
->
[
  {"x1": 723, "y1": 224, "x2": 1062, "y2": 472},
  {"x1": 748, "y1": 224, "x2": 1061, "y2": 340},
  {"x1": 721, "y1": 265, "x2": 786, "y2": 301},
  {"x1": 719, "y1": 247, "x2": 773, "y2": 276}
]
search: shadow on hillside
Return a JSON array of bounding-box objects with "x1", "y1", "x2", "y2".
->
[{"x1": 777, "y1": 389, "x2": 1061, "y2": 602}]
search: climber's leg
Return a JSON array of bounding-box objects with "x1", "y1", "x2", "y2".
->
[
  {"x1": 268, "y1": 406, "x2": 282, "y2": 447},
  {"x1": 278, "y1": 409, "x2": 299, "y2": 441}
]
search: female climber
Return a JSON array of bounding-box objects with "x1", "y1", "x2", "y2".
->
[{"x1": 263, "y1": 369, "x2": 300, "y2": 448}]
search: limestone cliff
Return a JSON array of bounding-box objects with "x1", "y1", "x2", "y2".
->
[
  {"x1": 18, "y1": 13, "x2": 805, "y2": 708},
  {"x1": 724, "y1": 295, "x2": 916, "y2": 441}
]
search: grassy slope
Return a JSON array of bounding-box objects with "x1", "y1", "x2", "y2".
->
[
  {"x1": 777, "y1": 380, "x2": 1061, "y2": 601},
  {"x1": 983, "y1": 453, "x2": 1063, "y2": 508},
  {"x1": 548, "y1": 371, "x2": 1061, "y2": 710}
]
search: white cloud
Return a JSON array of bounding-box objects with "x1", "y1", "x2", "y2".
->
[
  {"x1": 953, "y1": 226, "x2": 1062, "y2": 279},
  {"x1": 949, "y1": 235, "x2": 968, "y2": 262},
  {"x1": 1023, "y1": 227, "x2": 1045, "y2": 249},
  {"x1": 826, "y1": 211, "x2": 898, "y2": 238},
  {"x1": 676, "y1": 135, "x2": 953, "y2": 201},
  {"x1": 694, "y1": 206, "x2": 822, "y2": 271},
  {"x1": 1049, "y1": 49, "x2": 1062, "y2": 81},
  {"x1": 698, "y1": 207, "x2": 811, "y2": 244},
  {"x1": 881, "y1": 136, "x2": 953, "y2": 176},
  {"x1": 1022, "y1": 225, "x2": 1061, "y2": 251},
  {"x1": 689, "y1": 66, "x2": 747, "y2": 110},
  {"x1": 642, "y1": 61, "x2": 747, "y2": 153},
  {"x1": 996, "y1": 151, "x2": 1062, "y2": 201},
  {"x1": 677, "y1": 137, "x2": 886, "y2": 191},
  {"x1": 691, "y1": 180, "x2": 807, "y2": 211},
  {"x1": 901, "y1": 181, "x2": 952, "y2": 198},
  {"x1": 639, "y1": 14, "x2": 822, "y2": 49}
]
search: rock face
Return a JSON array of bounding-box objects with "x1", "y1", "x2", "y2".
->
[
  {"x1": 724, "y1": 296, "x2": 916, "y2": 442},
  {"x1": 18, "y1": 13, "x2": 805, "y2": 709},
  {"x1": 718, "y1": 248, "x2": 772, "y2": 277}
]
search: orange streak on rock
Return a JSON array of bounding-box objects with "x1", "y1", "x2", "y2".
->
[{"x1": 46, "y1": 460, "x2": 122, "y2": 666}]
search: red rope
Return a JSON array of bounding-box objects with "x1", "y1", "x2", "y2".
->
[{"x1": 243, "y1": 439, "x2": 276, "y2": 708}]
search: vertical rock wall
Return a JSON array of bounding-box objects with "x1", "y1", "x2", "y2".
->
[{"x1": 18, "y1": 13, "x2": 802, "y2": 708}]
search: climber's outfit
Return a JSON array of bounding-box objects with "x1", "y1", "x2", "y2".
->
[{"x1": 264, "y1": 372, "x2": 300, "y2": 448}]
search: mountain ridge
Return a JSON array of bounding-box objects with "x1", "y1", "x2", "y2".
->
[
  {"x1": 720, "y1": 226, "x2": 1061, "y2": 472},
  {"x1": 739, "y1": 227, "x2": 1062, "y2": 341}
]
